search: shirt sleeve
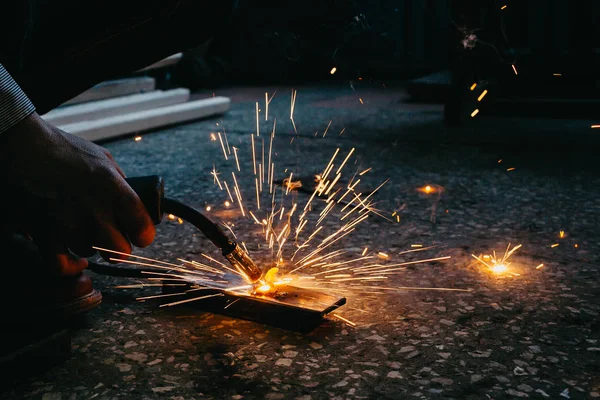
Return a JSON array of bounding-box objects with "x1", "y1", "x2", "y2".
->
[{"x1": 0, "y1": 63, "x2": 36, "y2": 134}]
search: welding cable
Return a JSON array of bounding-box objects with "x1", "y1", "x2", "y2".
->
[
  {"x1": 161, "y1": 197, "x2": 263, "y2": 283},
  {"x1": 88, "y1": 176, "x2": 260, "y2": 281},
  {"x1": 87, "y1": 200, "x2": 235, "y2": 278},
  {"x1": 160, "y1": 197, "x2": 235, "y2": 253}
]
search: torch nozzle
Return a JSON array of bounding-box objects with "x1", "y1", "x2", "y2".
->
[{"x1": 223, "y1": 243, "x2": 263, "y2": 283}]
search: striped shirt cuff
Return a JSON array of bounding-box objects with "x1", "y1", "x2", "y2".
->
[{"x1": 0, "y1": 64, "x2": 36, "y2": 134}]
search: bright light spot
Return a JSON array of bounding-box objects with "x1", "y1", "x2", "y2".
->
[
  {"x1": 592, "y1": 125, "x2": 600, "y2": 129},
  {"x1": 167, "y1": 214, "x2": 175, "y2": 220},
  {"x1": 362, "y1": 247, "x2": 368, "y2": 256},
  {"x1": 559, "y1": 230, "x2": 565, "y2": 239},
  {"x1": 411, "y1": 244, "x2": 423, "y2": 248},
  {"x1": 330, "y1": 67, "x2": 337, "y2": 74},
  {"x1": 471, "y1": 109, "x2": 480, "y2": 117},
  {"x1": 359, "y1": 98, "x2": 364, "y2": 104},
  {"x1": 177, "y1": 218, "x2": 183, "y2": 224},
  {"x1": 551, "y1": 243, "x2": 559, "y2": 248},
  {"x1": 418, "y1": 185, "x2": 440, "y2": 194},
  {"x1": 507, "y1": 167, "x2": 516, "y2": 171},
  {"x1": 257, "y1": 284, "x2": 272, "y2": 293},
  {"x1": 553, "y1": 73, "x2": 562, "y2": 76},
  {"x1": 470, "y1": 83, "x2": 477, "y2": 91},
  {"x1": 574, "y1": 244, "x2": 579, "y2": 248},
  {"x1": 377, "y1": 252, "x2": 389, "y2": 259},
  {"x1": 210, "y1": 133, "x2": 217, "y2": 141},
  {"x1": 134, "y1": 136, "x2": 142, "y2": 142},
  {"x1": 477, "y1": 90, "x2": 488, "y2": 102},
  {"x1": 501, "y1": 5, "x2": 507, "y2": 10},
  {"x1": 491, "y1": 264, "x2": 508, "y2": 274},
  {"x1": 536, "y1": 263, "x2": 544, "y2": 270},
  {"x1": 206, "y1": 206, "x2": 212, "y2": 212},
  {"x1": 512, "y1": 64, "x2": 518, "y2": 75}
]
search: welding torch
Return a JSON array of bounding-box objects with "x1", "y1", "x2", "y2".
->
[{"x1": 122, "y1": 175, "x2": 262, "y2": 283}]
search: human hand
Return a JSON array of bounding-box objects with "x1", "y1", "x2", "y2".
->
[{"x1": 0, "y1": 112, "x2": 155, "y2": 275}]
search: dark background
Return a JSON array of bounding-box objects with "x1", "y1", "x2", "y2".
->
[{"x1": 172, "y1": 0, "x2": 599, "y2": 94}]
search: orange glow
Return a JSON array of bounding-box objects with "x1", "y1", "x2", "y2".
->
[
  {"x1": 418, "y1": 185, "x2": 442, "y2": 194},
  {"x1": 559, "y1": 230, "x2": 565, "y2": 239},
  {"x1": 470, "y1": 83, "x2": 477, "y2": 91},
  {"x1": 167, "y1": 214, "x2": 175, "y2": 220},
  {"x1": 134, "y1": 136, "x2": 142, "y2": 142},
  {"x1": 471, "y1": 109, "x2": 480, "y2": 117},
  {"x1": 330, "y1": 67, "x2": 337, "y2": 74},
  {"x1": 491, "y1": 264, "x2": 508, "y2": 274},
  {"x1": 264, "y1": 267, "x2": 279, "y2": 284},
  {"x1": 224, "y1": 201, "x2": 231, "y2": 207},
  {"x1": 206, "y1": 206, "x2": 212, "y2": 212}
]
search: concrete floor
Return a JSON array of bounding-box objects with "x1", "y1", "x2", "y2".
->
[{"x1": 5, "y1": 84, "x2": 600, "y2": 399}]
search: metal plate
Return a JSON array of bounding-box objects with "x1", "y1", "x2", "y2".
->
[{"x1": 162, "y1": 283, "x2": 346, "y2": 333}]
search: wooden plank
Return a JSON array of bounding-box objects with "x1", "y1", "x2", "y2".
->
[
  {"x1": 59, "y1": 97, "x2": 231, "y2": 142},
  {"x1": 42, "y1": 89, "x2": 190, "y2": 126},
  {"x1": 138, "y1": 53, "x2": 183, "y2": 72},
  {"x1": 62, "y1": 77, "x2": 156, "y2": 106}
]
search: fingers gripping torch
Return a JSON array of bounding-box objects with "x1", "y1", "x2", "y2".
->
[{"x1": 124, "y1": 175, "x2": 263, "y2": 284}]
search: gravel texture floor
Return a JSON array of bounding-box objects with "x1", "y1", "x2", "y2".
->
[{"x1": 4, "y1": 84, "x2": 600, "y2": 400}]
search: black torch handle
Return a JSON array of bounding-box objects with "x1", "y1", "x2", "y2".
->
[
  {"x1": 125, "y1": 175, "x2": 234, "y2": 253},
  {"x1": 125, "y1": 175, "x2": 165, "y2": 225}
]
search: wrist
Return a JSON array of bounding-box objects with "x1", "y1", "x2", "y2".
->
[{"x1": 0, "y1": 112, "x2": 42, "y2": 162}]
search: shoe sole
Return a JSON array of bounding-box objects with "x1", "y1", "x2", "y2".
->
[{"x1": 54, "y1": 289, "x2": 103, "y2": 318}]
